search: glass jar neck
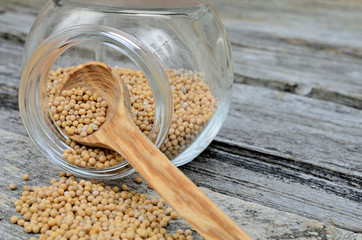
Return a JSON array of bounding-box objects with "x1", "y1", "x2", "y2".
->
[{"x1": 59, "y1": 0, "x2": 203, "y2": 9}]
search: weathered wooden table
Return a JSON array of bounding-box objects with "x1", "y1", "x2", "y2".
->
[{"x1": 0, "y1": 0, "x2": 361, "y2": 239}]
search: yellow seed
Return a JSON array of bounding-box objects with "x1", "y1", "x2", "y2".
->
[
  {"x1": 66, "y1": 128, "x2": 75, "y2": 135},
  {"x1": 86, "y1": 127, "x2": 93, "y2": 135},
  {"x1": 17, "y1": 219, "x2": 24, "y2": 226},
  {"x1": 137, "y1": 228, "x2": 147, "y2": 238},
  {"x1": 10, "y1": 215, "x2": 18, "y2": 224},
  {"x1": 134, "y1": 177, "x2": 143, "y2": 184},
  {"x1": 79, "y1": 109, "x2": 86, "y2": 115},
  {"x1": 121, "y1": 184, "x2": 128, "y2": 191},
  {"x1": 24, "y1": 225, "x2": 32, "y2": 233},
  {"x1": 9, "y1": 183, "x2": 16, "y2": 190},
  {"x1": 171, "y1": 211, "x2": 178, "y2": 220},
  {"x1": 32, "y1": 225, "x2": 40, "y2": 234},
  {"x1": 80, "y1": 131, "x2": 87, "y2": 138}
]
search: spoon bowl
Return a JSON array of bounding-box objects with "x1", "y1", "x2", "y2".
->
[{"x1": 57, "y1": 61, "x2": 132, "y2": 148}]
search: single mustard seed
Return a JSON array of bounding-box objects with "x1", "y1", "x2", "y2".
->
[
  {"x1": 22, "y1": 174, "x2": 29, "y2": 181},
  {"x1": 185, "y1": 229, "x2": 192, "y2": 236},
  {"x1": 17, "y1": 219, "x2": 24, "y2": 226},
  {"x1": 171, "y1": 211, "x2": 179, "y2": 220},
  {"x1": 134, "y1": 177, "x2": 143, "y2": 184},
  {"x1": 10, "y1": 215, "x2": 18, "y2": 224},
  {"x1": 9, "y1": 183, "x2": 16, "y2": 190}
]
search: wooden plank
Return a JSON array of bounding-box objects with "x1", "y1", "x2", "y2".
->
[
  {"x1": 207, "y1": 0, "x2": 362, "y2": 49},
  {"x1": 0, "y1": 128, "x2": 361, "y2": 239},
  {"x1": 2, "y1": 0, "x2": 362, "y2": 108},
  {"x1": 0, "y1": 34, "x2": 361, "y2": 230},
  {"x1": 0, "y1": 39, "x2": 23, "y2": 109},
  {"x1": 1, "y1": 84, "x2": 361, "y2": 231},
  {"x1": 206, "y1": 0, "x2": 362, "y2": 108},
  {"x1": 0, "y1": 108, "x2": 26, "y2": 135},
  {"x1": 4, "y1": 42, "x2": 360, "y2": 180},
  {"x1": 230, "y1": 28, "x2": 362, "y2": 109},
  {"x1": 0, "y1": 0, "x2": 44, "y2": 43},
  {"x1": 217, "y1": 84, "x2": 362, "y2": 178},
  {"x1": 182, "y1": 143, "x2": 362, "y2": 232},
  {"x1": 0, "y1": 0, "x2": 361, "y2": 237},
  {"x1": 3, "y1": 59, "x2": 361, "y2": 181}
]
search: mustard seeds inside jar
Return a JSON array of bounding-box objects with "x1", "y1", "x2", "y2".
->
[{"x1": 19, "y1": 0, "x2": 233, "y2": 179}]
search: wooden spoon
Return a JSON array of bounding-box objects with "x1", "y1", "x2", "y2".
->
[{"x1": 58, "y1": 61, "x2": 252, "y2": 240}]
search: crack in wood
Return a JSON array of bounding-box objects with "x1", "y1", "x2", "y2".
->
[
  {"x1": 234, "y1": 73, "x2": 362, "y2": 110},
  {"x1": 212, "y1": 141, "x2": 362, "y2": 188},
  {"x1": 186, "y1": 142, "x2": 362, "y2": 202},
  {"x1": 231, "y1": 35, "x2": 362, "y2": 61},
  {"x1": 181, "y1": 142, "x2": 362, "y2": 233}
]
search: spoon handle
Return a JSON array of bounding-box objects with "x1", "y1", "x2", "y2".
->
[{"x1": 107, "y1": 122, "x2": 252, "y2": 240}]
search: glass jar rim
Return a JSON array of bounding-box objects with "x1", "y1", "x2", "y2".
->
[{"x1": 19, "y1": 24, "x2": 173, "y2": 179}]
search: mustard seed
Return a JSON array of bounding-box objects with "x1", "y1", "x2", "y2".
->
[
  {"x1": 121, "y1": 184, "x2": 128, "y2": 191},
  {"x1": 17, "y1": 219, "x2": 25, "y2": 226},
  {"x1": 171, "y1": 211, "x2": 178, "y2": 220},
  {"x1": 134, "y1": 177, "x2": 143, "y2": 184},
  {"x1": 22, "y1": 174, "x2": 29, "y2": 181},
  {"x1": 10, "y1": 215, "x2": 18, "y2": 224},
  {"x1": 9, "y1": 183, "x2": 16, "y2": 190}
]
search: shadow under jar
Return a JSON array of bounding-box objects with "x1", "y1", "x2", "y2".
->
[{"x1": 19, "y1": 0, "x2": 233, "y2": 180}]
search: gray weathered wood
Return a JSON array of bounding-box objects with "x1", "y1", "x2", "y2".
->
[
  {"x1": 1, "y1": 128, "x2": 361, "y2": 240},
  {"x1": 207, "y1": 0, "x2": 362, "y2": 49},
  {"x1": 207, "y1": 0, "x2": 362, "y2": 109},
  {"x1": 1, "y1": 82, "x2": 361, "y2": 233},
  {"x1": 0, "y1": 39, "x2": 23, "y2": 109},
  {"x1": 2, "y1": 0, "x2": 362, "y2": 108},
  {"x1": 0, "y1": 0, "x2": 45, "y2": 42},
  {"x1": 218, "y1": 84, "x2": 362, "y2": 178},
  {"x1": 183, "y1": 143, "x2": 362, "y2": 233},
  {"x1": 0, "y1": 0, "x2": 362, "y2": 239},
  {"x1": 230, "y1": 28, "x2": 362, "y2": 109}
]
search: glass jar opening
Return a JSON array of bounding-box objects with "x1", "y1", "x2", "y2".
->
[{"x1": 19, "y1": 25, "x2": 173, "y2": 179}]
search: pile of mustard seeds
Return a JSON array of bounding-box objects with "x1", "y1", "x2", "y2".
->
[
  {"x1": 11, "y1": 173, "x2": 193, "y2": 240},
  {"x1": 62, "y1": 139, "x2": 123, "y2": 168},
  {"x1": 49, "y1": 88, "x2": 108, "y2": 138},
  {"x1": 47, "y1": 65, "x2": 217, "y2": 168}
]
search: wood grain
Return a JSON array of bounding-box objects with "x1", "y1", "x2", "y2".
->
[
  {"x1": 0, "y1": 39, "x2": 23, "y2": 109},
  {"x1": 207, "y1": 0, "x2": 362, "y2": 109},
  {"x1": 182, "y1": 142, "x2": 362, "y2": 233},
  {"x1": 0, "y1": 0, "x2": 362, "y2": 238},
  {"x1": 218, "y1": 84, "x2": 362, "y2": 178},
  {"x1": 2, "y1": 80, "x2": 361, "y2": 232},
  {"x1": 2, "y1": 0, "x2": 362, "y2": 108},
  {"x1": 0, "y1": 39, "x2": 361, "y2": 232},
  {"x1": 1, "y1": 128, "x2": 361, "y2": 240}
]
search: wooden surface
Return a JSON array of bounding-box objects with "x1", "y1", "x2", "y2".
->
[{"x1": 0, "y1": 0, "x2": 361, "y2": 239}]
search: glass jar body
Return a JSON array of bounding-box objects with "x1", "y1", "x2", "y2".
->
[{"x1": 19, "y1": 0, "x2": 233, "y2": 179}]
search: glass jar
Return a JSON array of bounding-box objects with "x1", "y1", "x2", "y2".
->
[{"x1": 19, "y1": 0, "x2": 233, "y2": 180}]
